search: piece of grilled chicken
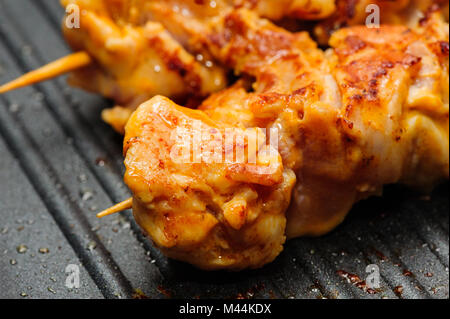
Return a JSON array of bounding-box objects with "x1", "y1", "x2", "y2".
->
[
  {"x1": 315, "y1": 0, "x2": 449, "y2": 45},
  {"x1": 121, "y1": 5, "x2": 449, "y2": 270}
]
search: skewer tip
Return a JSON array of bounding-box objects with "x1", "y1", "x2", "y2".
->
[
  {"x1": 0, "y1": 51, "x2": 91, "y2": 94},
  {"x1": 97, "y1": 197, "x2": 133, "y2": 218}
]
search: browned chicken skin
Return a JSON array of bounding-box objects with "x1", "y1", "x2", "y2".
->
[{"x1": 123, "y1": 5, "x2": 449, "y2": 269}]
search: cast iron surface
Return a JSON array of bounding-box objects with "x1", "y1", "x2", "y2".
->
[{"x1": 0, "y1": 0, "x2": 448, "y2": 299}]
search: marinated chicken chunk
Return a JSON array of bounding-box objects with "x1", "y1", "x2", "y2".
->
[{"x1": 124, "y1": 96, "x2": 296, "y2": 270}]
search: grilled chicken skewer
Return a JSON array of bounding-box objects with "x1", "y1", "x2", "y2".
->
[
  {"x1": 99, "y1": 3, "x2": 448, "y2": 270},
  {"x1": 0, "y1": 0, "x2": 338, "y2": 133}
]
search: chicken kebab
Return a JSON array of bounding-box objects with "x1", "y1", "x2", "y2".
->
[
  {"x1": 0, "y1": 0, "x2": 338, "y2": 133},
  {"x1": 98, "y1": 3, "x2": 449, "y2": 269}
]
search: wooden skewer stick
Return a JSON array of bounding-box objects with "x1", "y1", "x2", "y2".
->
[
  {"x1": 97, "y1": 198, "x2": 133, "y2": 218},
  {"x1": 0, "y1": 51, "x2": 92, "y2": 94}
]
